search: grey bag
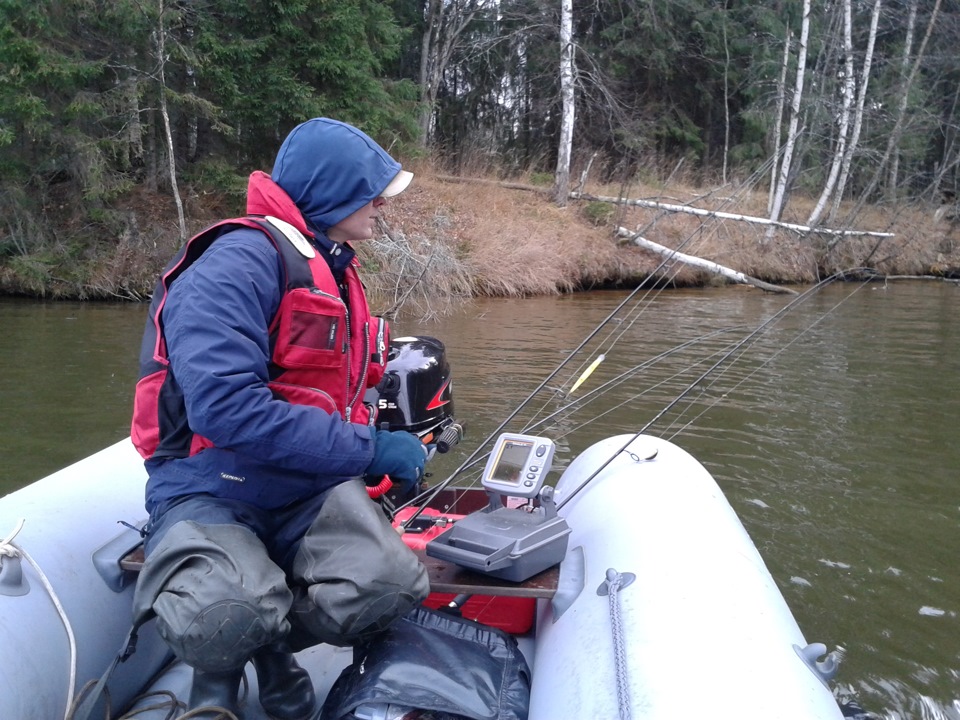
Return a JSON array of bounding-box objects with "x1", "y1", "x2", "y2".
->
[{"x1": 321, "y1": 607, "x2": 531, "y2": 720}]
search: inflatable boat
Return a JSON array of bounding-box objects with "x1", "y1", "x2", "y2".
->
[
  {"x1": 0, "y1": 431, "x2": 851, "y2": 720},
  {"x1": 0, "y1": 337, "x2": 854, "y2": 719}
]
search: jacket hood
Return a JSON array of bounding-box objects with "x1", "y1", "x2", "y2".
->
[
  {"x1": 246, "y1": 171, "x2": 311, "y2": 235},
  {"x1": 270, "y1": 118, "x2": 402, "y2": 231}
]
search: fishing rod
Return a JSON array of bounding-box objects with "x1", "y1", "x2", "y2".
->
[
  {"x1": 553, "y1": 270, "x2": 870, "y2": 512},
  {"x1": 397, "y1": 245, "x2": 696, "y2": 527},
  {"x1": 400, "y1": 327, "x2": 749, "y2": 503}
]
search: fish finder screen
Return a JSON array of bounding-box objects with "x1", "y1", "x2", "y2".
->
[{"x1": 490, "y1": 439, "x2": 533, "y2": 486}]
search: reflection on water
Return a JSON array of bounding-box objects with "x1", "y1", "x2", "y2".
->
[{"x1": 1, "y1": 281, "x2": 958, "y2": 718}]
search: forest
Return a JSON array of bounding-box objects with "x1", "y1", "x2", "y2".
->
[{"x1": 2, "y1": 0, "x2": 959, "y2": 300}]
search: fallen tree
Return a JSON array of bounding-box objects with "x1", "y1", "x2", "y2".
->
[
  {"x1": 434, "y1": 176, "x2": 895, "y2": 240},
  {"x1": 577, "y1": 192, "x2": 895, "y2": 239},
  {"x1": 616, "y1": 227, "x2": 797, "y2": 295}
]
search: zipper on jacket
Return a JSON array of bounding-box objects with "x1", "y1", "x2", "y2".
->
[
  {"x1": 343, "y1": 309, "x2": 352, "y2": 422},
  {"x1": 373, "y1": 318, "x2": 387, "y2": 366},
  {"x1": 308, "y1": 287, "x2": 341, "y2": 301},
  {"x1": 346, "y1": 321, "x2": 371, "y2": 420}
]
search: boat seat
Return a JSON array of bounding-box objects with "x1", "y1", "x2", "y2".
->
[{"x1": 119, "y1": 546, "x2": 558, "y2": 599}]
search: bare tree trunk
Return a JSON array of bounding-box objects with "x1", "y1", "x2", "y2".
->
[
  {"x1": 154, "y1": 0, "x2": 186, "y2": 244},
  {"x1": 123, "y1": 73, "x2": 144, "y2": 165},
  {"x1": 887, "y1": 0, "x2": 919, "y2": 203},
  {"x1": 186, "y1": 67, "x2": 198, "y2": 162},
  {"x1": 417, "y1": 0, "x2": 485, "y2": 147},
  {"x1": 806, "y1": 0, "x2": 854, "y2": 228},
  {"x1": 845, "y1": 0, "x2": 942, "y2": 221},
  {"x1": 615, "y1": 228, "x2": 797, "y2": 294},
  {"x1": 417, "y1": 0, "x2": 442, "y2": 144},
  {"x1": 766, "y1": 0, "x2": 811, "y2": 240},
  {"x1": 768, "y1": 28, "x2": 792, "y2": 214},
  {"x1": 721, "y1": 14, "x2": 731, "y2": 185},
  {"x1": 554, "y1": 0, "x2": 575, "y2": 206},
  {"x1": 145, "y1": 107, "x2": 158, "y2": 193},
  {"x1": 572, "y1": 190, "x2": 894, "y2": 238},
  {"x1": 830, "y1": 0, "x2": 881, "y2": 222}
]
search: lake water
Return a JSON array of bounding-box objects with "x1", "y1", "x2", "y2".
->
[{"x1": 1, "y1": 281, "x2": 958, "y2": 718}]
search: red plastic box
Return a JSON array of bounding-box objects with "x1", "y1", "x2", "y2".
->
[{"x1": 394, "y1": 507, "x2": 537, "y2": 634}]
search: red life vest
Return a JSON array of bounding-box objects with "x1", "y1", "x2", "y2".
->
[{"x1": 131, "y1": 216, "x2": 388, "y2": 460}]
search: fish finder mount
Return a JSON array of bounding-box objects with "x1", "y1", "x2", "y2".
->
[{"x1": 426, "y1": 433, "x2": 571, "y2": 582}]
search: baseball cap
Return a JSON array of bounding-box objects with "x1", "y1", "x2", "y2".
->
[{"x1": 380, "y1": 169, "x2": 414, "y2": 198}]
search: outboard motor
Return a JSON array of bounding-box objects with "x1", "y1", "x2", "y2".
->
[{"x1": 364, "y1": 336, "x2": 462, "y2": 508}]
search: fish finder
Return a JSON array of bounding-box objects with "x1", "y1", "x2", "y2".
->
[
  {"x1": 480, "y1": 433, "x2": 556, "y2": 499},
  {"x1": 426, "y1": 432, "x2": 570, "y2": 582}
]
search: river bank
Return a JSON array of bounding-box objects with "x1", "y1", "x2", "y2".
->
[{"x1": 3, "y1": 164, "x2": 959, "y2": 307}]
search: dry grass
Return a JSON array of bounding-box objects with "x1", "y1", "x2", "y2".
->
[
  {"x1": 357, "y1": 160, "x2": 960, "y2": 314},
  {"x1": 4, "y1": 158, "x2": 958, "y2": 304}
]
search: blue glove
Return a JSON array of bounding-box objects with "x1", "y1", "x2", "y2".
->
[{"x1": 366, "y1": 430, "x2": 428, "y2": 489}]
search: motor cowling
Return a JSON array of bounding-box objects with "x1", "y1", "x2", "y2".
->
[
  {"x1": 368, "y1": 336, "x2": 455, "y2": 441},
  {"x1": 364, "y1": 336, "x2": 457, "y2": 508}
]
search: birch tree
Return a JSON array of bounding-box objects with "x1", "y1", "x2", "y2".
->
[
  {"x1": 768, "y1": 28, "x2": 792, "y2": 214},
  {"x1": 829, "y1": 0, "x2": 882, "y2": 222},
  {"x1": 152, "y1": 0, "x2": 186, "y2": 243},
  {"x1": 886, "y1": 0, "x2": 919, "y2": 202},
  {"x1": 806, "y1": 0, "x2": 855, "y2": 228},
  {"x1": 767, "y1": 0, "x2": 811, "y2": 239},
  {"x1": 846, "y1": 0, "x2": 942, "y2": 219},
  {"x1": 554, "y1": 0, "x2": 575, "y2": 205}
]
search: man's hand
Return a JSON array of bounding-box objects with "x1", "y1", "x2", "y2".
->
[{"x1": 365, "y1": 430, "x2": 428, "y2": 490}]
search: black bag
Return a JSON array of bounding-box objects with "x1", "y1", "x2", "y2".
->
[{"x1": 321, "y1": 606, "x2": 531, "y2": 720}]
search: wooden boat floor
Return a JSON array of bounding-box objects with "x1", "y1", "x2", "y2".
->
[{"x1": 120, "y1": 546, "x2": 558, "y2": 599}]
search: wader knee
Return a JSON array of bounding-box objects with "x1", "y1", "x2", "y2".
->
[
  {"x1": 132, "y1": 520, "x2": 293, "y2": 672},
  {"x1": 288, "y1": 479, "x2": 429, "y2": 648}
]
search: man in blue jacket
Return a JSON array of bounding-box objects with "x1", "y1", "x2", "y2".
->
[{"x1": 130, "y1": 118, "x2": 430, "y2": 719}]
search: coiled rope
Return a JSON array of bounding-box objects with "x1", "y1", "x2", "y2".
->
[{"x1": 1, "y1": 518, "x2": 79, "y2": 720}]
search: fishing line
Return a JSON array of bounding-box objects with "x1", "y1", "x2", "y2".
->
[
  {"x1": 522, "y1": 271, "x2": 680, "y2": 428},
  {"x1": 518, "y1": 328, "x2": 746, "y2": 437},
  {"x1": 536, "y1": 340, "x2": 750, "y2": 445},
  {"x1": 398, "y1": 327, "x2": 743, "y2": 515},
  {"x1": 662, "y1": 278, "x2": 872, "y2": 443},
  {"x1": 554, "y1": 270, "x2": 862, "y2": 511},
  {"x1": 398, "y1": 236, "x2": 700, "y2": 525}
]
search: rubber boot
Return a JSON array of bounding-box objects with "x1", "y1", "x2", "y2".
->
[
  {"x1": 252, "y1": 643, "x2": 317, "y2": 720},
  {"x1": 185, "y1": 667, "x2": 243, "y2": 719}
]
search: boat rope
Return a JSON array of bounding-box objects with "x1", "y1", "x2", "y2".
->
[
  {"x1": 1, "y1": 518, "x2": 79, "y2": 720},
  {"x1": 599, "y1": 568, "x2": 635, "y2": 720}
]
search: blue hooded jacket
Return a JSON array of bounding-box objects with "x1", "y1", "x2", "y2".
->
[{"x1": 141, "y1": 119, "x2": 401, "y2": 514}]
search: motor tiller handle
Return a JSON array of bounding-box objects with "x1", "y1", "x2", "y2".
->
[{"x1": 436, "y1": 422, "x2": 465, "y2": 453}]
